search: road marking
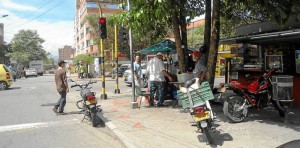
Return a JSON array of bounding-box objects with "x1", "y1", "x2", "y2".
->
[{"x1": 0, "y1": 119, "x2": 79, "y2": 133}]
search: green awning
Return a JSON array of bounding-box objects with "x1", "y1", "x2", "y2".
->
[{"x1": 136, "y1": 39, "x2": 176, "y2": 55}]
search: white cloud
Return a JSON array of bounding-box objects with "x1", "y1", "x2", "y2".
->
[
  {"x1": 3, "y1": 11, "x2": 74, "y2": 58},
  {"x1": 0, "y1": 0, "x2": 37, "y2": 11}
]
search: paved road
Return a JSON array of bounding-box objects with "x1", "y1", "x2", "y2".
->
[{"x1": 0, "y1": 75, "x2": 125, "y2": 148}]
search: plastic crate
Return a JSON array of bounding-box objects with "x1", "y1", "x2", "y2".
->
[
  {"x1": 272, "y1": 75, "x2": 293, "y2": 101},
  {"x1": 177, "y1": 81, "x2": 214, "y2": 109}
]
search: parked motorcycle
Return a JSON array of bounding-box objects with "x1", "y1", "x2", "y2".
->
[
  {"x1": 218, "y1": 68, "x2": 286, "y2": 123},
  {"x1": 70, "y1": 79, "x2": 102, "y2": 127},
  {"x1": 183, "y1": 78, "x2": 215, "y2": 144}
]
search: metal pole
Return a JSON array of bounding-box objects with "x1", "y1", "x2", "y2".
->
[
  {"x1": 114, "y1": 25, "x2": 120, "y2": 93},
  {"x1": 96, "y1": 1, "x2": 107, "y2": 99},
  {"x1": 127, "y1": 0, "x2": 138, "y2": 108}
]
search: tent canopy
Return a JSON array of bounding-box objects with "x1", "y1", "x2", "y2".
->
[{"x1": 136, "y1": 39, "x2": 176, "y2": 55}]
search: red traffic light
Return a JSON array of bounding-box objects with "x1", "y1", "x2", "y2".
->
[{"x1": 99, "y1": 18, "x2": 106, "y2": 24}]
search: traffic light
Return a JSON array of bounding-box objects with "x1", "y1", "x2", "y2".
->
[
  {"x1": 99, "y1": 17, "x2": 107, "y2": 39},
  {"x1": 118, "y1": 28, "x2": 128, "y2": 44}
]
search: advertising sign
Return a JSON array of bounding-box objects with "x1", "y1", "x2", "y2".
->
[{"x1": 296, "y1": 50, "x2": 300, "y2": 73}]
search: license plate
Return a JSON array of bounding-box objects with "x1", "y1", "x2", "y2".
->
[{"x1": 193, "y1": 111, "x2": 210, "y2": 122}]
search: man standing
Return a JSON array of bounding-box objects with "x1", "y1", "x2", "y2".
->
[
  {"x1": 147, "y1": 52, "x2": 173, "y2": 107},
  {"x1": 53, "y1": 60, "x2": 69, "y2": 115},
  {"x1": 134, "y1": 55, "x2": 142, "y2": 87},
  {"x1": 192, "y1": 51, "x2": 207, "y2": 81}
]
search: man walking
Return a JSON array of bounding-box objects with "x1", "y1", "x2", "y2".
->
[
  {"x1": 147, "y1": 52, "x2": 173, "y2": 107},
  {"x1": 53, "y1": 60, "x2": 69, "y2": 115}
]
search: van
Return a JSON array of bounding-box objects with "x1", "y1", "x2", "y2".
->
[{"x1": 0, "y1": 64, "x2": 13, "y2": 90}]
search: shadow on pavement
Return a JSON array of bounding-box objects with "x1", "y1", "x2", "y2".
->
[
  {"x1": 210, "y1": 102, "x2": 300, "y2": 132},
  {"x1": 6, "y1": 87, "x2": 21, "y2": 90},
  {"x1": 197, "y1": 130, "x2": 233, "y2": 147},
  {"x1": 40, "y1": 103, "x2": 56, "y2": 106},
  {"x1": 276, "y1": 139, "x2": 300, "y2": 148}
]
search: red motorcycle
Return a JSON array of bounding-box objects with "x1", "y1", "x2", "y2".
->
[{"x1": 218, "y1": 68, "x2": 285, "y2": 123}]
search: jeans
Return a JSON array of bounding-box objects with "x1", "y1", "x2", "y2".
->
[
  {"x1": 150, "y1": 81, "x2": 165, "y2": 106},
  {"x1": 55, "y1": 91, "x2": 67, "y2": 112}
]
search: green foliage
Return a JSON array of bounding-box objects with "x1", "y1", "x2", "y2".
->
[
  {"x1": 72, "y1": 54, "x2": 94, "y2": 65},
  {"x1": 6, "y1": 29, "x2": 47, "y2": 65},
  {"x1": 220, "y1": 0, "x2": 300, "y2": 37},
  {"x1": 187, "y1": 25, "x2": 205, "y2": 49}
]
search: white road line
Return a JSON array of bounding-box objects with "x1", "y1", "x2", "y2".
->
[{"x1": 0, "y1": 119, "x2": 79, "y2": 133}]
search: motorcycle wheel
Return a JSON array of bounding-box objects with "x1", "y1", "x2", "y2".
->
[
  {"x1": 202, "y1": 127, "x2": 213, "y2": 144},
  {"x1": 271, "y1": 100, "x2": 285, "y2": 117},
  {"x1": 91, "y1": 109, "x2": 97, "y2": 127},
  {"x1": 76, "y1": 100, "x2": 83, "y2": 109},
  {"x1": 223, "y1": 96, "x2": 248, "y2": 123}
]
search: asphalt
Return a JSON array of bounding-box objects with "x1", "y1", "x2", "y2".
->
[{"x1": 67, "y1": 75, "x2": 300, "y2": 148}]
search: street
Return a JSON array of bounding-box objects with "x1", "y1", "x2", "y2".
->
[
  {"x1": 1, "y1": 75, "x2": 300, "y2": 148},
  {"x1": 0, "y1": 75, "x2": 125, "y2": 148}
]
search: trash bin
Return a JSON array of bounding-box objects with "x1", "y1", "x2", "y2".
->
[{"x1": 272, "y1": 75, "x2": 294, "y2": 110}]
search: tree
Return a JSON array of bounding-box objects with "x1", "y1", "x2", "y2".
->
[
  {"x1": 207, "y1": 0, "x2": 220, "y2": 88},
  {"x1": 220, "y1": 0, "x2": 300, "y2": 37},
  {"x1": 6, "y1": 30, "x2": 47, "y2": 66},
  {"x1": 187, "y1": 25, "x2": 205, "y2": 49},
  {"x1": 110, "y1": 0, "x2": 206, "y2": 73},
  {"x1": 72, "y1": 54, "x2": 94, "y2": 65}
]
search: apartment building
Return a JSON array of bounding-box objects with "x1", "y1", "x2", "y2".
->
[
  {"x1": 58, "y1": 45, "x2": 74, "y2": 61},
  {"x1": 74, "y1": 0, "x2": 123, "y2": 57}
]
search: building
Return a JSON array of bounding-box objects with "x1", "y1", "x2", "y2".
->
[
  {"x1": 74, "y1": 0, "x2": 123, "y2": 57},
  {"x1": 0, "y1": 23, "x2": 3, "y2": 45},
  {"x1": 58, "y1": 45, "x2": 74, "y2": 61}
]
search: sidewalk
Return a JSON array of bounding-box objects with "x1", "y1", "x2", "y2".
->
[{"x1": 67, "y1": 75, "x2": 300, "y2": 148}]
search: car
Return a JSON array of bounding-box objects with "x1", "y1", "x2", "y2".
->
[
  {"x1": 111, "y1": 64, "x2": 130, "y2": 79},
  {"x1": 25, "y1": 68, "x2": 38, "y2": 77},
  {"x1": 0, "y1": 64, "x2": 13, "y2": 90},
  {"x1": 123, "y1": 64, "x2": 149, "y2": 88}
]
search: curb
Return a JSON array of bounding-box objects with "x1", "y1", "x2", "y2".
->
[{"x1": 105, "y1": 121, "x2": 137, "y2": 148}]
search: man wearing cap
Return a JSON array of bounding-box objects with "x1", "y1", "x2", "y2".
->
[
  {"x1": 192, "y1": 51, "x2": 207, "y2": 82},
  {"x1": 146, "y1": 52, "x2": 174, "y2": 107},
  {"x1": 53, "y1": 60, "x2": 69, "y2": 115}
]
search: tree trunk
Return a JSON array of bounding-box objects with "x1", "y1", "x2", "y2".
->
[
  {"x1": 172, "y1": 13, "x2": 185, "y2": 73},
  {"x1": 180, "y1": 12, "x2": 188, "y2": 72},
  {"x1": 203, "y1": 0, "x2": 211, "y2": 66},
  {"x1": 207, "y1": 0, "x2": 220, "y2": 88}
]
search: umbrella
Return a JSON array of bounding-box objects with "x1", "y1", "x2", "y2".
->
[{"x1": 136, "y1": 39, "x2": 176, "y2": 55}]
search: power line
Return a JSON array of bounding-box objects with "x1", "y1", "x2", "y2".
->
[
  {"x1": 6, "y1": 0, "x2": 68, "y2": 32},
  {"x1": 25, "y1": 0, "x2": 54, "y2": 18}
]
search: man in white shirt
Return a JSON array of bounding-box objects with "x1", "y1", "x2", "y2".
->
[
  {"x1": 147, "y1": 52, "x2": 173, "y2": 107},
  {"x1": 134, "y1": 55, "x2": 142, "y2": 86}
]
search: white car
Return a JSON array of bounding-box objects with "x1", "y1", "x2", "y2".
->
[
  {"x1": 123, "y1": 64, "x2": 148, "y2": 88},
  {"x1": 25, "y1": 68, "x2": 38, "y2": 77}
]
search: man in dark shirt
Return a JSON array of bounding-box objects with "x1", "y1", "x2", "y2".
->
[{"x1": 53, "y1": 60, "x2": 69, "y2": 115}]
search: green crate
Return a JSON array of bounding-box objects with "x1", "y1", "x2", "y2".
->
[{"x1": 177, "y1": 81, "x2": 214, "y2": 109}]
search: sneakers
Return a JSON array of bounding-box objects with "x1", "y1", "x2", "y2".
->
[{"x1": 52, "y1": 108, "x2": 58, "y2": 114}]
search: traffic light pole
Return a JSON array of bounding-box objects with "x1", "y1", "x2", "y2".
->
[
  {"x1": 127, "y1": 0, "x2": 138, "y2": 109},
  {"x1": 100, "y1": 39, "x2": 107, "y2": 100},
  {"x1": 114, "y1": 24, "x2": 120, "y2": 94},
  {"x1": 96, "y1": 1, "x2": 107, "y2": 100}
]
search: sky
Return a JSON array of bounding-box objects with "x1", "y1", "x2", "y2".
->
[{"x1": 0, "y1": 0, "x2": 76, "y2": 59}]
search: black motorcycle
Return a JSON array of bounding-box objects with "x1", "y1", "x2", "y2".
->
[{"x1": 71, "y1": 79, "x2": 102, "y2": 127}]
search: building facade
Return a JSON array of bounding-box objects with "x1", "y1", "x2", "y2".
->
[
  {"x1": 74, "y1": 0, "x2": 123, "y2": 57},
  {"x1": 58, "y1": 45, "x2": 74, "y2": 61},
  {"x1": 0, "y1": 23, "x2": 3, "y2": 45}
]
